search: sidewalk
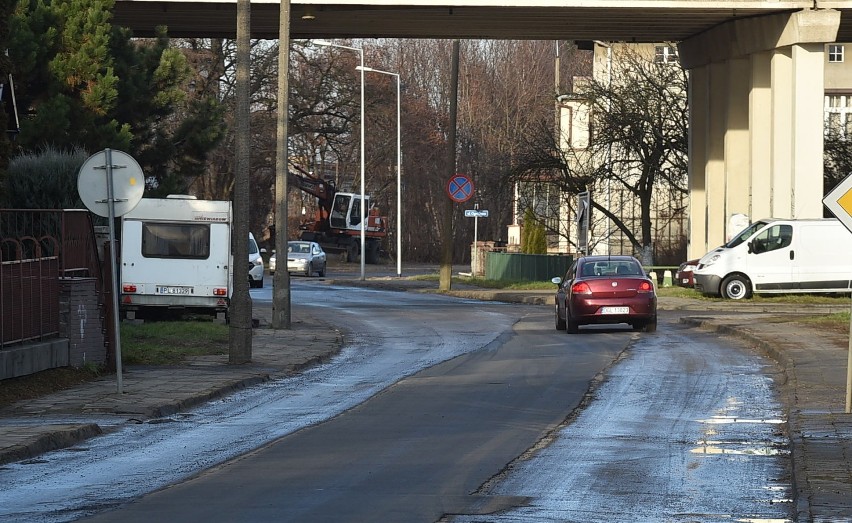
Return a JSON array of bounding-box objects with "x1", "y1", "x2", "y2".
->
[
  {"x1": 1, "y1": 278, "x2": 850, "y2": 521},
  {"x1": 0, "y1": 304, "x2": 344, "y2": 465}
]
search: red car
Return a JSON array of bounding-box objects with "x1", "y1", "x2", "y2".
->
[
  {"x1": 675, "y1": 259, "x2": 699, "y2": 288},
  {"x1": 552, "y1": 255, "x2": 657, "y2": 333}
]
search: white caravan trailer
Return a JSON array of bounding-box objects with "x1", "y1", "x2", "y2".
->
[
  {"x1": 693, "y1": 218, "x2": 852, "y2": 299},
  {"x1": 120, "y1": 195, "x2": 232, "y2": 320}
]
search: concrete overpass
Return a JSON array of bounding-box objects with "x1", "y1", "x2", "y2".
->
[{"x1": 112, "y1": 0, "x2": 852, "y2": 258}]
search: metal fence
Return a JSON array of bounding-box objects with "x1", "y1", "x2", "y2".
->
[{"x1": 0, "y1": 210, "x2": 103, "y2": 348}]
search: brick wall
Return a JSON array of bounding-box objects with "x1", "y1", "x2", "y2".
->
[{"x1": 59, "y1": 278, "x2": 105, "y2": 367}]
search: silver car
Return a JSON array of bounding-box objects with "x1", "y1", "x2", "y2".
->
[{"x1": 285, "y1": 241, "x2": 327, "y2": 277}]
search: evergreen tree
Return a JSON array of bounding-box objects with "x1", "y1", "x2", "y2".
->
[
  {"x1": 520, "y1": 207, "x2": 535, "y2": 253},
  {"x1": 7, "y1": 0, "x2": 225, "y2": 200},
  {"x1": 529, "y1": 219, "x2": 547, "y2": 254},
  {"x1": 0, "y1": 0, "x2": 17, "y2": 196}
]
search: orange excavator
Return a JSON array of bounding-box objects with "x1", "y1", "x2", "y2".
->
[{"x1": 288, "y1": 163, "x2": 387, "y2": 263}]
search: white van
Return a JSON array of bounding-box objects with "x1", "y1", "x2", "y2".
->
[
  {"x1": 120, "y1": 196, "x2": 233, "y2": 320},
  {"x1": 693, "y1": 218, "x2": 852, "y2": 299}
]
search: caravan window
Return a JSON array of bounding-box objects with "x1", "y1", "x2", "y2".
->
[{"x1": 141, "y1": 223, "x2": 210, "y2": 259}]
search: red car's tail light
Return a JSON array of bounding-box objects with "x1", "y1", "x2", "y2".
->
[
  {"x1": 638, "y1": 281, "x2": 654, "y2": 293},
  {"x1": 571, "y1": 281, "x2": 593, "y2": 295}
]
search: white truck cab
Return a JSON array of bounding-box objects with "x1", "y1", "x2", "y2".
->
[{"x1": 693, "y1": 218, "x2": 852, "y2": 299}]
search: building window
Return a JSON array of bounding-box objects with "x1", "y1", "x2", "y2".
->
[
  {"x1": 829, "y1": 44, "x2": 844, "y2": 63},
  {"x1": 654, "y1": 46, "x2": 678, "y2": 64},
  {"x1": 825, "y1": 94, "x2": 852, "y2": 138}
]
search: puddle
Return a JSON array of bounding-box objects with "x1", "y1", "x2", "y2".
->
[
  {"x1": 690, "y1": 438, "x2": 789, "y2": 456},
  {"x1": 698, "y1": 415, "x2": 785, "y2": 425}
]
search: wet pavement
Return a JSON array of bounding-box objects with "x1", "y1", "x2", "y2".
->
[{"x1": 0, "y1": 274, "x2": 851, "y2": 521}]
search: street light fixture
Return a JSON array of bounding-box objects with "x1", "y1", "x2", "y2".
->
[
  {"x1": 356, "y1": 65, "x2": 402, "y2": 278},
  {"x1": 312, "y1": 39, "x2": 366, "y2": 281}
]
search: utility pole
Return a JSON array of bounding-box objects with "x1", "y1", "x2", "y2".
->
[
  {"x1": 230, "y1": 0, "x2": 252, "y2": 363},
  {"x1": 440, "y1": 40, "x2": 460, "y2": 292},
  {"x1": 273, "y1": 0, "x2": 291, "y2": 329}
]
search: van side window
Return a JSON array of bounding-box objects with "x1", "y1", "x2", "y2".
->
[{"x1": 752, "y1": 224, "x2": 793, "y2": 254}]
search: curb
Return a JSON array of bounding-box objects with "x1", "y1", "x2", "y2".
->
[{"x1": 0, "y1": 423, "x2": 103, "y2": 466}]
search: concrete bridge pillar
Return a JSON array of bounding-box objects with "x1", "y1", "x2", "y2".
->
[{"x1": 679, "y1": 9, "x2": 840, "y2": 259}]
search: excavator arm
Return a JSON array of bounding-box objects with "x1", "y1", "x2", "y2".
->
[{"x1": 287, "y1": 163, "x2": 335, "y2": 212}]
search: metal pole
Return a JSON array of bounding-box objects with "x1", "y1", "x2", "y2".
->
[
  {"x1": 473, "y1": 215, "x2": 479, "y2": 277},
  {"x1": 312, "y1": 41, "x2": 366, "y2": 279},
  {"x1": 359, "y1": 49, "x2": 366, "y2": 281},
  {"x1": 396, "y1": 73, "x2": 402, "y2": 278},
  {"x1": 847, "y1": 301, "x2": 851, "y2": 413},
  {"x1": 104, "y1": 148, "x2": 123, "y2": 394},
  {"x1": 356, "y1": 65, "x2": 401, "y2": 277}
]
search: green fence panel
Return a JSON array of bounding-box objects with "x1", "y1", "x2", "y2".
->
[{"x1": 485, "y1": 252, "x2": 574, "y2": 282}]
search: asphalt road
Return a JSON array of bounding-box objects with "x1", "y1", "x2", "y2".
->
[{"x1": 83, "y1": 296, "x2": 628, "y2": 522}]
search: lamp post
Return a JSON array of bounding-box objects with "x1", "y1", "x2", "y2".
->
[
  {"x1": 357, "y1": 65, "x2": 402, "y2": 278},
  {"x1": 312, "y1": 39, "x2": 366, "y2": 280}
]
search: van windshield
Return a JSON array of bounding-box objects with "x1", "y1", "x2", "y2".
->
[{"x1": 724, "y1": 220, "x2": 769, "y2": 249}]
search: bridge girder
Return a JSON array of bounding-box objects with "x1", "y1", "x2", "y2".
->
[{"x1": 112, "y1": 1, "x2": 852, "y2": 43}]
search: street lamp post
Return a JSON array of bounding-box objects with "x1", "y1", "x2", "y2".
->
[
  {"x1": 312, "y1": 39, "x2": 366, "y2": 280},
  {"x1": 357, "y1": 65, "x2": 402, "y2": 278}
]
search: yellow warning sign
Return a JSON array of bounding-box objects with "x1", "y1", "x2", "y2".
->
[{"x1": 824, "y1": 174, "x2": 852, "y2": 235}]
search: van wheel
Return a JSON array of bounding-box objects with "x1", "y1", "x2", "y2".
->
[{"x1": 721, "y1": 274, "x2": 752, "y2": 300}]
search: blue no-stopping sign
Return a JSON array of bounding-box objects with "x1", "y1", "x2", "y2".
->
[{"x1": 447, "y1": 174, "x2": 474, "y2": 203}]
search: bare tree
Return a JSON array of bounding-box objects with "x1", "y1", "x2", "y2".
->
[
  {"x1": 180, "y1": 37, "x2": 594, "y2": 264},
  {"x1": 824, "y1": 119, "x2": 852, "y2": 216},
  {"x1": 578, "y1": 45, "x2": 688, "y2": 264},
  {"x1": 510, "y1": 45, "x2": 688, "y2": 265}
]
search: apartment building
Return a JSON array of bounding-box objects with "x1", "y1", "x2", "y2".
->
[
  {"x1": 512, "y1": 41, "x2": 850, "y2": 265},
  {"x1": 510, "y1": 42, "x2": 688, "y2": 265}
]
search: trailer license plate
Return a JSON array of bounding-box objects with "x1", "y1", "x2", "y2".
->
[
  {"x1": 601, "y1": 306, "x2": 629, "y2": 315},
  {"x1": 157, "y1": 286, "x2": 192, "y2": 295}
]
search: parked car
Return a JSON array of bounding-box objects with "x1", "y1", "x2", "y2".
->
[
  {"x1": 285, "y1": 241, "x2": 327, "y2": 277},
  {"x1": 268, "y1": 251, "x2": 277, "y2": 274},
  {"x1": 552, "y1": 255, "x2": 657, "y2": 334},
  {"x1": 249, "y1": 233, "x2": 264, "y2": 288},
  {"x1": 675, "y1": 259, "x2": 699, "y2": 288},
  {"x1": 694, "y1": 218, "x2": 852, "y2": 300}
]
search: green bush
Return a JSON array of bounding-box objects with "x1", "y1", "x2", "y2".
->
[{"x1": 5, "y1": 146, "x2": 89, "y2": 208}]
